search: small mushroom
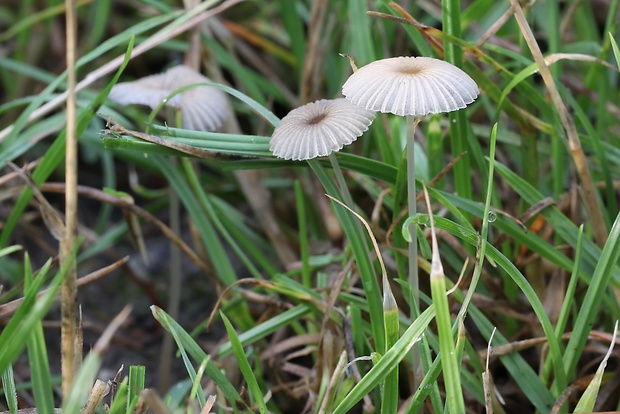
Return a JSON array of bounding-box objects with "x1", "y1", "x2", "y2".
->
[
  {"x1": 269, "y1": 98, "x2": 375, "y2": 161},
  {"x1": 342, "y1": 56, "x2": 479, "y2": 306},
  {"x1": 342, "y1": 56, "x2": 479, "y2": 117},
  {"x1": 109, "y1": 65, "x2": 229, "y2": 131}
]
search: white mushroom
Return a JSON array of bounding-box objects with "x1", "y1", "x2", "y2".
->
[
  {"x1": 342, "y1": 56, "x2": 479, "y2": 117},
  {"x1": 109, "y1": 65, "x2": 229, "y2": 132},
  {"x1": 269, "y1": 98, "x2": 375, "y2": 161},
  {"x1": 342, "y1": 56, "x2": 479, "y2": 306}
]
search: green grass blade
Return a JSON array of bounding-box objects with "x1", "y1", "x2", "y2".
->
[
  {"x1": 1, "y1": 365, "x2": 18, "y2": 414},
  {"x1": 494, "y1": 162, "x2": 619, "y2": 285},
  {"x1": 308, "y1": 159, "x2": 385, "y2": 354},
  {"x1": 348, "y1": 0, "x2": 375, "y2": 65},
  {"x1": 562, "y1": 211, "x2": 620, "y2": 378},
  {"x1": 181, "y1": 158, "x2": 264, "y2": 280},
  {"x1": 573, "y1": 321, "x2": 618, "y2": 413},
  {"x1": 332, "y1": 306, "x2": 435, "y2": 414},
  {"x1": 0, "y1": 36, "x2": 134, "y2": 248},
  {"x1": 611, "y1": 32, "x2": 620, "y2": 68},
  {"x1": 277, "y1": 0, "x2": 305, "y2": 77},
  {"x1": 0, "y1": 256, "x2": 64, "y2": 373},
  {"x1": 381, "y1": 295, "x2": 399, "y2": 414},
  {"x1": 151, "y1": 306, "x2": 247, "y2": 408},
  {"x1": 156, "y1": 157, "x2": 236, "y2": 286},
  {"x1": 0, "y1": 245, "x2": 22, "y2": 258},
  {"x1": 217, "y1": 304, "x2": 313, "y2": 358},
  {"x1": 25, "y1": 268, "x2": 55, "y2": 414},
  {"x1": 105, "y1": 381, "x2": 128, "y2": 414},
  {"x1": 221, "y1": 312, "x2": 268, "y2": 414},
  {"x1": 62, "y1": 352, "x2": 103, "y2": 414},
  {"x1": 442, "y1": 0, "x2": 473, "y2": 207},
  {"x1": 410, "y1": 214, "x2": 567, "y2": 390},
  {"x1": 127, "y1": 365, "x2": 146, "y2": 414}
]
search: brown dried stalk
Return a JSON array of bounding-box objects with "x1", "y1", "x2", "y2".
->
[{"x1": 508, "y1": 0, "x2": 608, "y2": 247}]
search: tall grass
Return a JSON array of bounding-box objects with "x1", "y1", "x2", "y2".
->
[{"x1": 1, "y1": 0, "x2": 620, "y2": 413}]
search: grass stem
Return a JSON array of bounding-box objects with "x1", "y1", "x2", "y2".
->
[{"x1": 60, "y1": 0, "x2": 78, "y2": 400}]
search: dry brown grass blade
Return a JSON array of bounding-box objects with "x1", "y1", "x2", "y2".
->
[
  {"x1": 386, "y1": 2, "x2": 444, "y2": 56},
  {"x1": 122, "y1": 208, "x2": 149, "y2": 266},
  {"x1": 483, "y1": 327, "x2": 496, "y2": 414},
  {"x1": 7, "y1": 162, "x2": 65, "y2": 240},
  {"x1": 0, "y1": 160, "x2": 39, "y2": 186},
  {"x1": 260, "y1": 333, "x2": 321, "y2": 361},
  {"x1": 508, "y1": 0, "x2": 608, "y2": 247},
  {"x1": 75, "y1": 306, "x2": 83, "y2": 371},
  {"x1": 200, "y1": 395, "x2": 217, "y2": 414},
  {"x1": 205, "y1": 278, "x2": 287, "y2": 331},
  {"x1": 141, "y1": 389, "x2": 172, "y2": 414},
  {"x1": 38, "y1": 182, "x2": 216, "y2": 282},
  {"x1": 317, "y1": 351, "x2": 347, "y2": 414},
  {"x1": 0, "y1": 256, "x2": 129, "y2": 318},
  {"x1": 133, "y1": 392, "x2": 148, "y2": 414},
  {"x1": 315, "y1": 259, "x2": 353, "y2": 389},
  {"x1": 81, "y1": 379, "x2": 109, "y2": 414},
  {"x1": 92, "y1": 306, "x2": 132, "y2": 356},
  {"x1": 61, "y1": 0, "x2": 79, "y2": 396},
  {"x1": 300, "y1": 0, "x2": 329, "y2": 103}
]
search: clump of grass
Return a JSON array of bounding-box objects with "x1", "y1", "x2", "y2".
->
[{"x1": 1, "y1": 0, "x2": 620, "y2": 413}]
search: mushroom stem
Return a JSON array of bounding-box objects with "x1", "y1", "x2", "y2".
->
[{"x1": 406, "y1": 114, "x2": 419, "y2": 313}]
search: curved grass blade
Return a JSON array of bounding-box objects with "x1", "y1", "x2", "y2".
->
[
  {"x1": 332, "y1": 306, "x2": 434, "y2": 414},
  {"x1": 151, "y1": 306, "x2": 247, "y2": 409},
  {"x1": 573, "y1": 321, "x2": 618, "y2": 413}
]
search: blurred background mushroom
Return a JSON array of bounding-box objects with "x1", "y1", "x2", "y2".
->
[
  {"x1": 108, "y1": 64, "x2": 230, "y2": 131},
  {"x1": 342, "y1": 56, "x2": 479, "y2": 308}
]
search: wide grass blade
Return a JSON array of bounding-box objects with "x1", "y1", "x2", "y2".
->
[{"x1": 127, "y1": 365, "x2": 146, "y2": 414}]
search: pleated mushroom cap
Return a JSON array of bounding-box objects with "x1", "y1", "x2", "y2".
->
[
  {"x1": 270, "y1": 98, "x2": 375, "y2": 161},
  {"x1": 342, "y1": 56, "x2": 479, "y2": 117},
  {"x1": 109, "y1": 65, "x2": 229, "y2": 131}
]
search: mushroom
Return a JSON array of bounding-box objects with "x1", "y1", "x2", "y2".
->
[
  {"x1": 269, "y1": 98, "x2": 375, "y2": 161},
  {"x1": 109, "y1": 65, "x2": 229, "y2": 131},
  {"x1": 342, "y1": 56, "x2": 478, "y2": 117},
  {"x1": 342, "y1": 56, "x2": 479, "y2": 302}
]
